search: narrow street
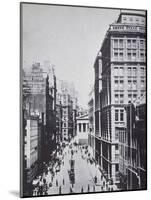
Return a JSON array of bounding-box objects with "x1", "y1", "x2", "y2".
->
[{"x1": 32, "y1": 138, "x2": 114, "y2": 196}]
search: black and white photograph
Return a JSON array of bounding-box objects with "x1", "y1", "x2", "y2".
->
[{"x1": 20, "y1": 2, "x2": 147, "y2": 197}]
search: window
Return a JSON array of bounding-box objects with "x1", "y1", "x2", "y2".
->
[
  {"x1": 114, "y1": 39, "x2": 118, "y2": 48},
  {"x1": 133, "y1": 94, "x2": 137, "y2": 101},
  {"x1": 115, "y1": 131, "x2": 119, "y2": 140},
  {"x1": 119, "y1": 39, "x2": 123, "y2": 48},
  {"x1": 133, "y1": 67, "x2": 137, "y2": 76},
  {"x1": 119, "y1": 67, "x2": 124, "y2": 76},
  {"x1": 114, "y1": 67, "x2": 118, "y2": 76},
  {"x1": 140, "y1": 53, "x2": 144, "y2": 61},
  {"x1": 132, "y1": 52, "x2": 136, "y2": 60},
  {"x1": 128, "y1": 67, "x2": 131, "y2": 75},
  {"x1": 128, "y1": 80, "x2": 132, "y2": 88},
  {"x1": 115, "y1": 145, "x2": 119, "y2": 150},
  {"x1": 132, "y1": 40, "x2": 136, "y2": 48},
  {"x1": 115, "y1": 94, "x2": 119, "y2": 104},
  {"x1": 120, "y1": 110, "x2": 124, "y2": 121},
  {"x1": 119, "y1": 80, "x2": 124, "y2": 89},
  {"x1": 141, "y1": 67, "x2": 145, "y2": 76},
  {"x1": 120, "y1": 94, "x2": 124, "y2": 104},
  {"x1": 114, "y1": 52, "x2": 118, "y2": 60},
  {"x1": 116, "y1": 164, "x2": 119, "y2": 172},
  {"x1": 115, "y1": 110, "x2": 119, "y2": 121},
  {"x1": 128, "y1": 94, "x2": 132, "y2": 103},
  {"x1": 140, "y1": 40, "x2": 144, "y2": 49},
  {"x1": 127, "y1": 40, "x2": 131, "y2": 48},
  {"x1": 141, "y1": 80, "x2": 145, "y2": 88},
  {"x1": 115, "y1": 80, "x2": 118, "y2": 88},
  {"x1": 133, "y1": 80, "x2": 137, "y2": 90},
  {"x1": 127, "y1": 53, "x2": 131, "y2": 60},
  {"x1": 119, "y1": 53, "x2": 124, "y2": 61}
]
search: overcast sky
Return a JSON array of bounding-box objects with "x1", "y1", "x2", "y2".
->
[{"x1": 22, "y1": 3, "x2": 121, "y2": 108}]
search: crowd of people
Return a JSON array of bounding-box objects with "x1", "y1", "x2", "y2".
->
[{"x1": 31, "y1": 139, "x2": 115, "y2": 196}]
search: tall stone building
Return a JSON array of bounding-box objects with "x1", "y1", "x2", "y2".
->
[
  {"x1": 56, "y1": 91, "x2": 63, "y2": 144},
  {"x1": 57, "y1": 80, "x2": 78, "y2": 142},
  {"x1": 94, "y1": 11, "x2": 146, "y2": 186},
  {"x1": 118, "y1": 94, "x2": 146, "y2": 190}
]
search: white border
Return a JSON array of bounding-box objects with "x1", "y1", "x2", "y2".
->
[{"x1": 0, "y1": 0, "x2": 150, "y2": 199}]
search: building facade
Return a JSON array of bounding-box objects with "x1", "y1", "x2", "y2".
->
[
  {"x1": 93, "y1": 52, "x2": 102, "y2": 166},
  {"x1": 56, "y1": 80, "x2": 78, "y2": 142},
  {"x1": 88, "y1": 87, "x2": 95, "y2": 157},
  {"x1": 23, "y1": 62, "x2": 57, "y2": 167},
  {"x1": 56, "y1": 92, "x2": 63, "y2": 144},
  {"x1": 76, "y1": 114, "x2": 89, "y2": 145},
  {"x1": 135, "y1": 96, "x2": 146, "y2": 189},
  {"x1": 23, "y1": 114, "x2": 39, "y2": 196},
  {"x1": 45, "y1": 75, "x2": 57, "y2": 160},
  {"x1": 62, "y1": 92, "x2": 73, "y2": 142},
  {"x1": 118, "y1": 94, "x2": 146, "y2": 190},
  {"x1": 94, "y1": 11, "x2": 146, "y2": 186}
]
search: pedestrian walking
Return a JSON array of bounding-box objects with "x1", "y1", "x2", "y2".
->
[
  {"x1": 39, "y1": 179, "x2": 43, "y2": 195},
  {"x1": 56, "y1": 179, "x2": 58, "y2": 187},
  {"x1": 94, "y1": 175, "x2": 97, "y2": 184},
  {"x1": 81, "y1": 186, "x2": 84, "y2": 193},
  {"x1": 93, "y1": 185, "x2": 95, "y2": 192},
  {"x1": 103, "y1": 181, "x2": 105, "y2": 187},
  {"x1": 49, "y1": 182, "x2": 52, "y2": 187},
  {"x1": 63, "y1": 178, "x2": 65, "y2": 185},
  {"x1": 87, "y1": 184, "x2": 90, "y2": 192},
  {"x1": 70, "y1": 186, "x2": 73, "y2": 193},
  {"x1": 59, "y1": 186, "x2": 62, "y2": 194}
]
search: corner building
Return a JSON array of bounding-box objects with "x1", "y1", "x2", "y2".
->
[{"x1": 98, "y1": 11, "x2": 146, "y2": 186}]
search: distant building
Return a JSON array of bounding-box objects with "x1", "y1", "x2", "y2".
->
[
  {"x1": 88, "y1": 87, "x2": 95, "y2": 157},
  {"x1": 76, "y1": 114, "x2": 89, "y2": 145},
  {"x1": 23, "y1": 114, "x2": 39, "y2": 196},
  {"x1": 23, "y1": 63, "x2": 46, "y2": 117},
  {"x1": 62, "y1": 91, "x2": 73, "y2": 141},
  {"x1": 45, "y1": 75, "x2": 57, "y2": 160},
  {"x1": 77, "y1": 106, "x2": 88, "y2": 117},
  {"x1": 94, "y1": 11, "x2": 146, "y2": 186},
  {"x1": 57, "y1": 80, "x2": 78, "y2": 142},
  {"x1": 23, "y1": 62, "x2": 57, "y2": 162},
  {"x1": 56, "y1": 92, "x2": 63, "y2": 144}
]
